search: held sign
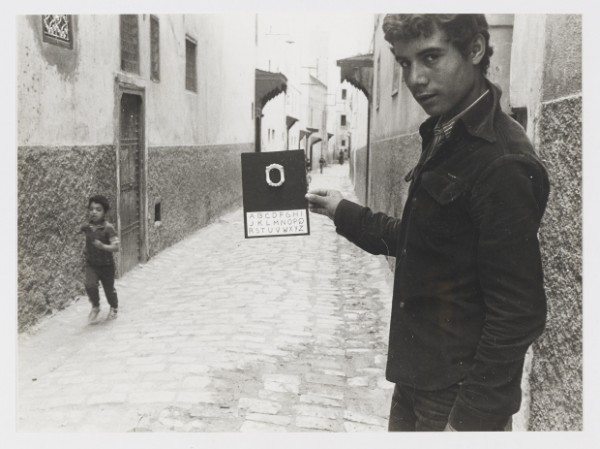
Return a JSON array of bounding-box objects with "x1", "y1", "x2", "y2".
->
[{"x1": 241, "y1": 150, "x2": 310, "y2": 238}]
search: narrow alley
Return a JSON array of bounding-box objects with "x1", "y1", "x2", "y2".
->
[{"x1": 17, "y1": 164, "x2": 395, "y2": 432}]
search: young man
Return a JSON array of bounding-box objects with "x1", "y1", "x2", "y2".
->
[{"x1": 306, "y1": 14, "x2": 549, "y2": 431}]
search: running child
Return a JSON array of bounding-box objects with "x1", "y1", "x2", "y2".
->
[{"x1": 80, "y1": 195, "x2": 119, "y2": 322}]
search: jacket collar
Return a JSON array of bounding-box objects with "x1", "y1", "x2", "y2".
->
[{"x1": 419, "y1": 79, "x2": 500, "y2": 144}]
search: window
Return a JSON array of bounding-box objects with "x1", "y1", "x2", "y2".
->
[
  {"x1": 392, "y1": 63, "x2": 400, "y2": 97},
  {"x1": 341, "y1": 89, "x2": 347, "y2": 100},
  {"x1": 120, "y1": 15, "x2": 139, "y2": 74},
  {"x1": 340, "y1": 115, "x2": 347, "y2": 127},
  {"x1": 150, "y1": 15, "x2": 160, "y2": 81},
  {"x1": 41, "y1": 15, "x2": 73, "y2": 49},
  {"x1": 341, "y1": 139, "x2": 346, "y2": 146},
  {"x1": 185, "y1": 36, "x2": 197, "y2": 92}
]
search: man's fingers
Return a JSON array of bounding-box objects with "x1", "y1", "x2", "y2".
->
[
  {"x1": 305, "y1": 192, "x2": 327, "y2": 207},
  {"x1": 306, "y1": 188, "x2": 329, "y2": 196}
]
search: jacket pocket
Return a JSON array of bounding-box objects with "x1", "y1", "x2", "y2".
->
[
  {"x1": 418, "y1": 171, "x2": 470, "y2": 238},
  {"x1": 421, "y1": 171, "x2": 468, "y2": 205}
]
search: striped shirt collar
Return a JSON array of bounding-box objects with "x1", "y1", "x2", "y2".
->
[{"x1": 434, "y1": 89, "x2": 491, "y2": 140}]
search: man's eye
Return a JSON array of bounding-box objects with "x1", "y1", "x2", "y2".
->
[
  {"x1": 399, "y1": 60, "x2": 410, "y2": 68},
  {"x1": 424, "y1": 54, "x2": 439, "y2": 63}
]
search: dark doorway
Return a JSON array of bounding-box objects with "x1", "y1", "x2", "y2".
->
[{"x1": 119, "y1": 93, "x2": 143, "y2": 274}]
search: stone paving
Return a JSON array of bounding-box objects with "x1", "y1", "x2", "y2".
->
[{"x1": 17, "y1": 163, "x2": 395, "y2": 432}]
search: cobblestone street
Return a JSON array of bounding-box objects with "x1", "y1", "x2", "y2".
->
[{"x1": 17, "y1": 163, "x2": 395, "y2": 432}]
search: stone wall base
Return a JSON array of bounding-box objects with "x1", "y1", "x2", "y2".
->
[
  {"x1": 18, "y1": 142, "x2": 253, "y2": 331},
  {"x1": 529, "y1": 95, "x2": 582, "y2": 431}
]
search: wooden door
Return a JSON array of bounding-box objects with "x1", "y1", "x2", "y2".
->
[{"x1": 119, "y1": 93, "x2": 142, "y2": 274}]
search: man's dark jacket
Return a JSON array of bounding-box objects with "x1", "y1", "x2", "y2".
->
[{"x1": 334, "y1": 81, "x2": 549, "y2": 431}]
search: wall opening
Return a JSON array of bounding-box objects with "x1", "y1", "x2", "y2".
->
[
  {"x1": 185, "y1": 35, "x2": 197, "y2": 92},
  {"x1": 154, "y1": 202, "x2": 161, "y2": 224}
]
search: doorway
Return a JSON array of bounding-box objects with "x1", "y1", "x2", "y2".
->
[{"x1": 118, "y1": 91, "x2": 145, "y2": 275}]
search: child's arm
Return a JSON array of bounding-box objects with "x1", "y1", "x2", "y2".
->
[{"x1": 92, "y1": 237, "x2": 119, "y2": 253}]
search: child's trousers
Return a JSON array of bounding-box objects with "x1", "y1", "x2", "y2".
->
[{"x1": 84, "y1": 264, "x2": 118, "y2": 309}]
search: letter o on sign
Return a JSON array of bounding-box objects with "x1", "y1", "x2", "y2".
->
[{"x1": 265, "y1": 164, "x2": 285, "y2": 187}]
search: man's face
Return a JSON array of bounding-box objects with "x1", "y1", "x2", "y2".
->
[{"x1": 391, "y1": 27, "x2": 480, "y2": 119}]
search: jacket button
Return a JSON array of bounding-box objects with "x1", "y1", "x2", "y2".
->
[{"x1": 399, "y1": 301, "x2": 405, "y2": 308}]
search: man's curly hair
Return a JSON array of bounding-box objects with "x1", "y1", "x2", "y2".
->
[{"x1": 382, "y1": 14, "x2": 494, "y2": 75}]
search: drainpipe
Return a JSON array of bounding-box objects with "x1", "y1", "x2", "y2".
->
[
  {"x1": 255, "y1": 109, "x2": 262, "y2": 152},
  {"x1": 365, "y1": 103, "x2": 371, "y2": 206}
]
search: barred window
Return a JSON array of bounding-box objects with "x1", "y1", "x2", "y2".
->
[
  {"x1": 42, "y1": 15, "x2": 73, "y2": 49},
  {"x1": 185, "y1": 36, "x2": 197, "y2": 92},
  {"x1": 150, "y1": 16, "x2": 160, "y2": 81},
  {"x1": 120, "y1": 15, "x2": 139, "y2": 74},
  {"x1": 340, "y1": 115, "x2": 347, "y2": 127}
]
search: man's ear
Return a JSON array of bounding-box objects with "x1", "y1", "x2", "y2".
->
[{"x1": 470, "y1": 33, "x2": 486, "y2": 66}]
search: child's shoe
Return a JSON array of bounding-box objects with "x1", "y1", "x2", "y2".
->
[
  {"x1": 88, "y1": 307, "x2": 100, "y2": 322},
  {"x1": 106, "y1": 307, "x2": 118, "y2": 320}
]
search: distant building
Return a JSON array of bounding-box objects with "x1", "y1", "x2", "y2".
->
[
  {"x1": 336, "y1": 53, "x2": 373, "y2": 202},
  {"x1": 17, "y1": 14, "x2": 256, "y2": 330},
  {"x1": 255, "y1": 14, "x2": 331, "y2": 172},
  {"x1": 305, "y1": 74, "x2": 328, "y2": 166},
  {"x1": 332, "y1": 79, "x2": 369, "y2": 187}
]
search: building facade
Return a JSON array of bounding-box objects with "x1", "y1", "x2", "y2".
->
[
  {"x1": 360, "y1": 14, "x2": 582, "y2": 430},
  {"x1": 511, "y1": 15, "x2": 582, "y2": 431},
  {"x1": 255, "y1": 15, "x2": 304, "y2": 153},
  {"x1": 17, "y1": 14, "x2": 256, "y2": 330},
  {"x1": 332, "y1": 81, "x2": 369, "y2": 186}
]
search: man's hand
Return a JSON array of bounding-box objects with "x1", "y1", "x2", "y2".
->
[{"x1": 305, "y1": 189, "x2": 343, "y2": 221}]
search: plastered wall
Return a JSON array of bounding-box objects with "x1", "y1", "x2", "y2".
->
[{"x1": 17, "y1": 14, "x2": 256, "y2": 330}]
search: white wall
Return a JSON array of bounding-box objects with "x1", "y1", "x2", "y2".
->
[
  {"x1": 18, "y1": 14, "x2": 256, "y2": 149},
  {"x1": 371, "y1": 14, "x2": 427, "y2": 141},
  {"x1": 509, "y1": 15, "x2": 547, "y2": 143},
  {"x1": 261, "y1": 94, "x2": 287, "y2": 152},
  {"x1": 148, "y1": 14, "x2": 255, "y2": 147},
  {"x1": 18, "y1": 15, "x2": 119, "y2": 146}
]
